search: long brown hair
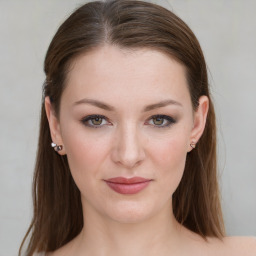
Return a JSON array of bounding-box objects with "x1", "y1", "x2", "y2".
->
[{"x1": 19, "y1": 0, "x2": 225, "y2": 255}]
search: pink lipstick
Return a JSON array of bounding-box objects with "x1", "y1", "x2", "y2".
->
[{"x1": 104, "y1": 177, "x2": 152, "y2": 195}]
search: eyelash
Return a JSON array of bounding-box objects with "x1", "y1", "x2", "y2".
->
[{"x1": 80, "y1": 114, "x2": 176, "y2": 129}]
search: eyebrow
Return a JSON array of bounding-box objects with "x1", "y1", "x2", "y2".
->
[{"x1": 73, "y1": 98, "x2": 183, "y2": 112}]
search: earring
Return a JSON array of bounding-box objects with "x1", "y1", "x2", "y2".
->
[
  {"x1": 51, "y1": 142, "x2": 63, "y2": 152},
  {"x1": 190, "y1": 142, "x2": 196, "y2": 149}
]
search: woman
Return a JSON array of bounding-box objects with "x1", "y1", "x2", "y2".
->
[{"x1": 19, "y1": 0, "x2": 256, "y2": 255}]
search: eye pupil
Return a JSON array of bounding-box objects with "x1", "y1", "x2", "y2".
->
[
  {"x1": 153, "y1": 117, "x2": 164, "y2": 125},
  {"x1": 92, "y1": 117, "x2": 102, "y2": 125}
]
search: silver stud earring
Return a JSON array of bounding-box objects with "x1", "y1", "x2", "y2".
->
[{"x1": 51, "y1": 142, "x2": 63, "y2": 152}]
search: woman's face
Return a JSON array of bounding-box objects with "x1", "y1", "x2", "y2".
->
[{"x1": 46, "y1": 45, "x2": 208, "y2": 223}]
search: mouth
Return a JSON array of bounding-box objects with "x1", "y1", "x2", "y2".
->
[{"x1": 104, "y1": 177, "x2": 152, "y2": 195}]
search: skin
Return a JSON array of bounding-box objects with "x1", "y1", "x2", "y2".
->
[{"x1": 45, "y1": 45, "x2": 256, "y2": 256}]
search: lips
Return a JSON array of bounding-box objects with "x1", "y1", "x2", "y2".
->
[{"x1": 104, "y1": 177, "x2": 152, "y2": 195}]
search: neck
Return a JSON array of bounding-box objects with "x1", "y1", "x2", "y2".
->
[{"x1": 74, "y1": 199, "x2": 184, "y2": 256}]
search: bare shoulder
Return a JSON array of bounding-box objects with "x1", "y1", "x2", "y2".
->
[
  {"x1": 207, "y1": 236, "x2": 256, "y2": 256},
  {"x1": 223, "y1": 236, "x2": 256, "y2": 254},
  {"x1": 179, "y1": 226, "x2": 256, "y2": 255}
]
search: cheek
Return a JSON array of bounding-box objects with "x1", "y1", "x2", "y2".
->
[
  {"x1": 60, "y1": 124, "x2": 110, "y2": 187},
  {"x1": 154, "y1": 138, "x2": 187, "y2": 162},
  {"x1": 149, "y1": 132, "x2": 189, "y2": 194}
]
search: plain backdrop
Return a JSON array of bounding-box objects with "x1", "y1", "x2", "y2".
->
[{"x1": 0, "y1": 0, "x2": 255, "y2": 255}]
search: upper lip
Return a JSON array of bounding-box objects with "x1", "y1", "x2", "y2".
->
[{"x1": 105, "y1": 177, "x2": 152, "y2": 184}]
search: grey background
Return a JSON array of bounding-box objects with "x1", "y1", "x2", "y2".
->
[{"x1": 0, "y1": 0, "x2": 255, "y2": 255}]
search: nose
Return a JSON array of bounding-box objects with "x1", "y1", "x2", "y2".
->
[{"x1": 111, "y1": 123, "x2": 146, "y2": 169}]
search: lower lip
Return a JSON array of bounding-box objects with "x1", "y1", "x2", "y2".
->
[{"x1": 105, "y1": 181, "x2": 151, "y2": 194}]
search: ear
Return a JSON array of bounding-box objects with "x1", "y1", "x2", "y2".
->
[
  {"x1": 45, "y1": 96, "x2": 66, "y2": 155},
  {"x1": 187, "y1": 95, "x2": 209, "y2": 152}
]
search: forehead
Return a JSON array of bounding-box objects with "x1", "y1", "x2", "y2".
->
[{"x1": 63, "y1": 45, "x2": 191, "y2": 108}]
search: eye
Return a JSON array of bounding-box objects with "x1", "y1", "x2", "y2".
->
[
  {"x1": 81, "y1": 114, "x2": 176, "y2": 129},
  {"x1": 147, "y1": 115, "x2": 176, "y2": 128},
  {"x1": 81, "y1": 115, "x2": 110, "y2": 128}
]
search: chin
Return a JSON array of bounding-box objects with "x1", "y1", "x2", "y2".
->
[{"x1": 104, "y1": 200, "x2": 159, "y2": 224}]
